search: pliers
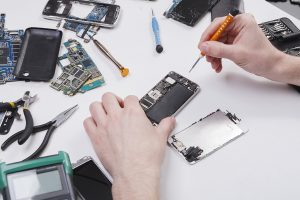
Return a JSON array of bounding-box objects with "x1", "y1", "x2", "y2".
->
[
  {"x1": 1, "y1": 105, "x2": 78, "y2": 161},
  {"x1": 0, "y1": 91, "x2": 37, "y2": 135}
]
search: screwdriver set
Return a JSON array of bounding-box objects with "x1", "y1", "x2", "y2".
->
[{"x1": 259, "y1": 17, "x2": 300, "y2": 56}]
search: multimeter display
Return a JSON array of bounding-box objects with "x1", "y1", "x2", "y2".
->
[{"x1": 7, "y1": 168, "x2": 62, "y2": 199}]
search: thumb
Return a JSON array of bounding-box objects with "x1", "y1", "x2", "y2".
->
[
  {"x1": 200, "y1": 41, "x2": 238, "y2": 61},
  {"x1": 157, "y1": 117, "x2": 176, "y2": 140}
]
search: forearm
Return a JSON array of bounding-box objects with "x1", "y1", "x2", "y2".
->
[
  {"x1": 273, "y1": 52, "x2": 300, "y2": 86},
  {"x1": 112, "y1": 170, "x2": 160, "y2": 200}
]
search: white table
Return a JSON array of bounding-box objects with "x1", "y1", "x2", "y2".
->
[{"x1": 1, "y1": 0, "x2": 300, "y2": 199}]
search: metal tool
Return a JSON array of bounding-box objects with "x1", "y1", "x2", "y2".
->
[
  {"x1": 90, "y1": 36, "x2": 129, "y2": 77},
  {"x1": 0, "y1": 92, "x2": 37, "y2": 135},
  {"x1": 1, "y1": 105, "x2": 78, "y2": 161},
  {"x1": 151, "y1": 9, "x2": 163, "y2": 53},
  {"x1": 189, "y1": 9, "x2": 239, "y2": 73}
]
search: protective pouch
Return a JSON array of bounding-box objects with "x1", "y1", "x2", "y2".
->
[
  {"x1": 13, "y1": 27, "x2": 62, "y2": 81},
  {"x1": 168, "y1": 109, "x2": 247, "y2": 164}
]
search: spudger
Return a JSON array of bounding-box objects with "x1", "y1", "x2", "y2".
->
[
  {"x1": 189, "y1": 9, "x2": 239, "y2": 73},
  {"x1": 151, "y1": 9, "x2": 163, "y2": 53}
]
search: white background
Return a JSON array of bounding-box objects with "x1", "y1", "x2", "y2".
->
[{"x1": 1, "y1": 0, "x2": 300, "y2": 199}]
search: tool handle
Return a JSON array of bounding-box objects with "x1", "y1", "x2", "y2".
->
[
  {"x1": 1, "y1": 121, "x2": 53, "y2": 151},
  {"x1": 0, "y1": 102, "x2": 14, "y2": 112},
  {"x1": 23, "y1": 125, "x2": 56, "y2": 161},
  {"x1": 152, "y1": 17, "x2": 161, "y2": 45},
  {"x1": 18, "y1": 109, "x2": 34, "y2": 145},
  {"x1": 93, "y1": 39, "x2": 122, "y2": 68},
  {"x1": 210, "y1": 14, "x2": 234, "y2": 41}
]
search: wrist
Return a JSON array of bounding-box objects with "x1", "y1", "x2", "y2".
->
[
  {"x1": 112, "y1": 168, "x2": 160, "y2": 200},
  {"x1": 273, "y1": 52, "x2": 300, "y2": 86}
]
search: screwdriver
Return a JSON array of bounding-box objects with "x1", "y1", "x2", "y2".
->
[
  {"x1": 90, "y1": 36, "x2": 129, "y2": 77},
  {"x1": 151, "y1": 9, "x2": 163, "y2": 53},
  {"x1": 189, "y1": 9, "x2": 239, "y2": 73}
]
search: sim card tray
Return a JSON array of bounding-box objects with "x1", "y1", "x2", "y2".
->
[{"x1": 168, "y1": 109, "x2": 247, "y2": 164}]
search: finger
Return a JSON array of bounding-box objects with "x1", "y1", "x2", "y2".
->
[
  {"x1": 83, "y1": 117, "x2": 98, "y2": 137},
  {"x1": 89, "y1": 102, "x2": 107, "y2": 126},
  {"x1": 211, "y1": 58, "x2": 222, "y2": 70},
  {"x1": 206, "y1": 55, "x2": 214, "y2": 63},
  {"x1": 124, "y1": 95, "x2": 142, "y2": 111},
  {"x1": 157, "y1": 117, "x2": 176, "y2": 141},
  {"x1": 102, "y1": 92, "x2": 123, "y2": 114},
  {"x1": 215, "y1": 64, "x2": 223, "y2": 73},
  {"x1": 199, "y1": 17, "x2": 227, "y2": 44},
  {"x1": 199, "y1": 41, "x2": 238, "y2": 61}
]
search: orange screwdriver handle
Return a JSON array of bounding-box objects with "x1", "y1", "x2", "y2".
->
[{"x1": 211, "y1": 14, "x2": 234, "y2": 41}]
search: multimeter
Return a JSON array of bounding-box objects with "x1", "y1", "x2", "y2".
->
[{"x1": 0, "y1": 151, "x2": 76, "y2": 200}]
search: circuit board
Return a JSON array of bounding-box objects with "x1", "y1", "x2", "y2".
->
[
  {"x1": 140, "y1": 71, "x2": 200, "y2": 124},
  {"x1": 0, "y1": 13, "x2": 24, "y2": 84},
  {"x1": 53, "y1": 39, "x2": 105, "y2": 95},
  {"x1": 63, "y1": 5, "x2": 109, "y2": 42},
  {"x1": 50, "y1": 64, "x2": 91, "y2": 96}
]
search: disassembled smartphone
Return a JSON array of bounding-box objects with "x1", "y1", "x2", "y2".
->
[
  {"x1": 168, "y1": 109, "x2": 246, "y2": 164},
  {"x1": 164, "y1": 0, "x2": 219, "y2": 26},
  {"x1": 43, "y1": 0, "x2": 121, "y2": 28},
  {"x1": 0, "y1": 14, "x2": 24, "y2": 84},
  {"x1": 140, "y1": 71, "x2": 200, "y2": 125},
  {"x1": 72, "y1": 156, "x2": 112, "y2": 200},
  {"x1": 259, "y1": 17, "x2": 300, "y2": 57}
]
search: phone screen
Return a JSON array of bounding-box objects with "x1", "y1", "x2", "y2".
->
[
  {"x1": 171, "y1": 0, "x2": 211, "y2": 26},
  {"x1": 211, "y1": 0, "x2": 244, "y2": 21},
  {"x1": 73, "y1": 160, "x2": 112, "y2": 200}
]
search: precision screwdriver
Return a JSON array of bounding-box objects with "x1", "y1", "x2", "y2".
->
[
  {"x1": 151, "y1": 9, "x2": 163, "y2": 53},
  {"x1": 189, "y1": 9, "x2": 239, "y2": 73},
  {"x1": 89, "y1": 36, "x2": 129, "y2": 77}
]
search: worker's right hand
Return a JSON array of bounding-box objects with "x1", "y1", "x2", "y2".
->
[{"x1": 198, "y1": 13, "x2": 285, "y2": 82}]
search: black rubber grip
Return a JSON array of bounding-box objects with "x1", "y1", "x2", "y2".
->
[
  {"x1": 0, "y1": 103, "x2": 13, "y2": 112},
  {"x1": 18, "y1": 109, "x2": 34, "y2": 145},
  {"x1": 23, "y1": 125, "x2": 56, "y2": 161}
]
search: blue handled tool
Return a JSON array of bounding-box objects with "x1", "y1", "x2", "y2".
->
[{"x1": 152, "y1": 9, "x2": 163, "y2": 53}]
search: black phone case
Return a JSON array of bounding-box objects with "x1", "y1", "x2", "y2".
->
[{"x1": 13, "y1": 28, "x2": 62, "y2": 81}]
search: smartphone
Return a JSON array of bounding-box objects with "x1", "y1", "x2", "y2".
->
[
  {"x1": 140, "y1": 71, "x2": 200, "y2": 125},
  {"x1": 43, "y1": 0, "x2": 120, "y2": 28},
  {"x1": 72, "y1": 157, "x2": 112, "y2": 200},
  {"x1": 211, "y1": 0, "x2": 244, "y2": 21},
  {"x1": 165, "y1": 0, "x2": 218, "y2": 26}
]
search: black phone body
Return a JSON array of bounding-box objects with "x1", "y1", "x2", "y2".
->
[
  {"x1": 72, "y1": 157, "x2": 112, "y2": 200},
  {"x1": 211, "y1": 0, "x2": 244, "y2": 21},
  {"x1": 165, "y1": 0, "x2": 219, "y2": 26},
  {"x1": 43, "y1": 0, "x2": 120, "y2": 28},
  {"x1": 140, "y1": 71, "x2": 200, "y2": 125}
]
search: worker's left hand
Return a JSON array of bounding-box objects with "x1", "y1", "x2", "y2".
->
[{"x1": 84, "y1": 92, "x2": 176, "y2": 199}]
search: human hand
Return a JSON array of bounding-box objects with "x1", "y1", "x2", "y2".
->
[
  {"x1": 199, "y1": 13, "x2": 285, "y2": 82},
  {"x1": 84, "y1": 92, "x2": 176, "y2": 200}
]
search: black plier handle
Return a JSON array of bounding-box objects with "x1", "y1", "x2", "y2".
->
[{"x1": 18, "y1": 108, "x2": 34, "y2": 145}]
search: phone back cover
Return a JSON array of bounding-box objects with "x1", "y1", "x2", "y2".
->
[{"x1": 14, "y1": 28, "x2": 62, "y2": 81}]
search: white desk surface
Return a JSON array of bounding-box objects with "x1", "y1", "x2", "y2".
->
[{"x1": 1, "y1": 0, "x2": 300, "y2": 199}]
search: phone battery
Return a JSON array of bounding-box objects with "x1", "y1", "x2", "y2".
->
[{"x1": 140, "y1": 71, "x2": 200, "y2": 125}]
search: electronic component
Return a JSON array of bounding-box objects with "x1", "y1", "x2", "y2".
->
[
  {"x1": 72, "y1": 156, "x2": 112, "y2": 200},
  {"x1": 0, "y1": 13, "x2": 24, "y2": 84},
  {"x1": 140, "y1": 71, "x2": 200, "y2": 125},
  {"x1": 63, "y1": 4, "x2": 109, "y2": 42},
  {"x1": 164, "y1": 0, "x2": 220, "y2": 26},
  {"x1": 168, "y1": 110, "x2": 246, "y2": 164},
  {"x1": 43, "y1": 0, "x2": 121, "y2": 28},
  {"x1": 50, "y1": 64, "x2": 91, "y2": 96},
  {"x1": 0, "y1": 151, "x2": 76, "y2": 200},
  {"x1": 211, "y1": 0, "x2": 244, "y2": 21},
  {"x1": 259, "y1": 17, "x2": 300, "y2": 57},
  {"x1": 57, "y1": 39, "x2": 105, "y2": 94},
  {"x1": 13, "y1": 28, "x2": 62, "y2": 81}
]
